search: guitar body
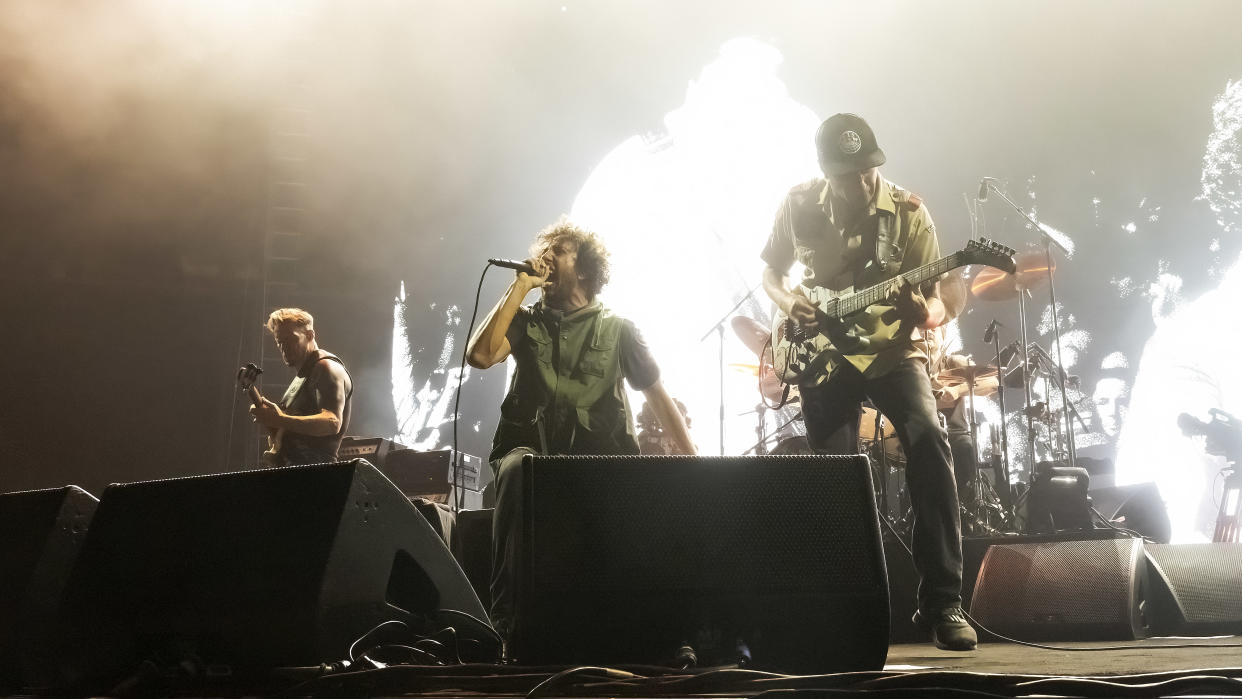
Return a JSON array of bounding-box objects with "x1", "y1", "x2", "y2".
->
[
  {"x1": 771, "y1": 238, "x2": 1016, "y2": 385},
  {"x1": 248, "y1": 385, "x2": 288, "y2": 467},
  {"x1": 772, "y1": 289, "x2": 905, "y2": 383},
  {"x1": 237, "y1": 363, "x2": 287, "y2": 468}
]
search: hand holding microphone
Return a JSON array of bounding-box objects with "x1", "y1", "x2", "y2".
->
[{"x1": 488, "y1": 257, "x2": 551, "y2": 290}]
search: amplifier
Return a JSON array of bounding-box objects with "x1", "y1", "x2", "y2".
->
[
  {"x1": 338, "y1": 437, "x2": 407, "y2": 467},
  {"x1": 381, "y1": 449, "x2": 491, "y2": 509}
]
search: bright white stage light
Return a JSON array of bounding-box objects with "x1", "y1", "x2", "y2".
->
[
  {"x1": 569, "y1": 38, "x2": 821, "y2": 454},
  {"x1": 1116, "y1": 79, "x2": 1242, "y2": 542}
]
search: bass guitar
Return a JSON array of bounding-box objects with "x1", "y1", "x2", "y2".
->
[
  {"x1": 236, "y1": 362, "x2": 286, "y2": 467},
  {"x1": 772, "y1": 238, "x2": 1016, "y2": 384}
]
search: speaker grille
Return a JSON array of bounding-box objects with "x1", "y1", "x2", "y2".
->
[
  {"x1": 528, "y1": 455, "x2": 879, "y2": 594},
  {"x1": 516, "y1": 454, "x2": 888, "y2": 672},
  {"x1": 1146, "y1": 543, "x2": 1242, "y2": 626},
  {"x1": 970, "y1": 538, "x2": 1146, "y2": 640}
]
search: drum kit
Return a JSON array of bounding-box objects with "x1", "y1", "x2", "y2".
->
[{"x1": 729, "y1": 243, "x2": 1073, "y2": 536}]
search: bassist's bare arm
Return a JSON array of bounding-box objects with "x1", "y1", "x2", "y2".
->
[
  {"x1": 250, "y1": 360, "x2": 349, "y2": 437},
  {"x1": 763, "y1": 265, "x2": 820, "y2": 331}
]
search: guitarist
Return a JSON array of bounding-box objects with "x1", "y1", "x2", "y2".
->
[
  {"x1": 250, "y1": 308, "x2": 353, "y2": 466},
  {"x1": 759, "y1": 114, "x2": 975, "y2": 651}
]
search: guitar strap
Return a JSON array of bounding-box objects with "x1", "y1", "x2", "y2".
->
[{"x1": 875, "y1": 212, "x2": 902, "y2": 276}]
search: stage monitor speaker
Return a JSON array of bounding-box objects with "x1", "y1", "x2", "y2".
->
[
  {"x1": 511, "y1": 454, "x2": 889, "y2": 674},
  {"x1": 0, "y1": 486, "x2": 97, "y2": 691},
  {"x1": 1144, "y1": 543, "x2": 1242, "y2": 635},
  {"x1": 960, "y1": 530, "x2": 1128, "y2": 610},
  {"x1": 1089, "y1": 482, "x2": 1172, "y2": 544},
  {"x1": 970, "y1": 537, "x2": 1148, "y2": 640},
  {"x1": 43, "y1": 460, "x2": 495, "y2": 692}
]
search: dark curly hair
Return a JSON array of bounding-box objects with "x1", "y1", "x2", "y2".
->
[{"x1": 529, "y1": 217, "x2": 612, "y2": 299}]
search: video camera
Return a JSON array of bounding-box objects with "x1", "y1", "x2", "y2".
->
[{"x1": 1178, "y1": 408, "x2": 1242, "y2": 463}]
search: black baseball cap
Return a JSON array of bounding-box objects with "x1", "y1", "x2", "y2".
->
[{"x1": 815, "y1": 113, "x2": 886, "y2": 176}]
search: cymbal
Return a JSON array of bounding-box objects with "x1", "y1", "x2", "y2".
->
[
  {"x1": 939, "y1": 272, "x2": 968, "y2": 320},
  {"x1": 937, "y1": 364, "x2": 999, "y2": 383},
  {"x1": 970, "y1": 250, "x2": 1055, "y2": 302},
  {"x1": 730, "y1": 315, "x2": 771, "y2": 357}
]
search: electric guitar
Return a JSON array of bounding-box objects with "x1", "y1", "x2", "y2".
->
[
  {"x1": 772, "y1": 238, "x2": 1016, "y2": 384},
  {"x1": 237, "y1": 362, "x2": 286, "y2": 467}
]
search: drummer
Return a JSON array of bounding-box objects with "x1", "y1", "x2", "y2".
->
[
  {"x1": 924, "y1": 274, "x2": 999, "y2": 502},
  {"x1": 933, "y1": 354, "x2": 999, "y2": 502}
]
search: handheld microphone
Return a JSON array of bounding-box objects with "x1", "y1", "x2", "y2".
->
[
  {"x1": 977, "y1": 177, "x2": 994, "y2": 202},
  {"x1": 982, "y1": 319, "x2": 1001, "y2": 344},
  {"x1": 487, "y1": 258, "x2": 537, "y2": 275}
]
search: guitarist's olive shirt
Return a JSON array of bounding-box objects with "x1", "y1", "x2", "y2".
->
[{"x1": 761, "y1": 174, "x2": 940, "y2": 380}]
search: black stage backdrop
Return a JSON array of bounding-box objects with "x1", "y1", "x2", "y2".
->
[{"x1": 1, "y1": 0, "x2": 1240, "y2": 494}]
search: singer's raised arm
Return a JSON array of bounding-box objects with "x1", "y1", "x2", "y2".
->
[{"x1": 467, "y1": 260, "x2": 549, "y2": 369}]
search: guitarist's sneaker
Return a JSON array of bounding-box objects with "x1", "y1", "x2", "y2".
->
[{"x1": 912, "y1": 607, "x2": 977, "y2": 651}]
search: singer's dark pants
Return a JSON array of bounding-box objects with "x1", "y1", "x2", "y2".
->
[
  {"x1": 800, "y1": 358, "x2": 964, "y2": 615},
  {"x1": 488, "y1": 446, "x2": 536, "y2": 644}
]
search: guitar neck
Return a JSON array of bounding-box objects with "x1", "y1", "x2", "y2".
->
[
  {"x1": 834, "y1": 252, "x2": 963, "y2": 317},
  {"x1": 246, "y1": 384, "x2": 265, "y2": 408}
]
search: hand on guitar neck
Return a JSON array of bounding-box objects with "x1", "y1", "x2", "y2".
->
[{"x1": 237, "y1": 363, "x2": 286, "y2": 467}]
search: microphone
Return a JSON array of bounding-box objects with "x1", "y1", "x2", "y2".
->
[
  {"x1": 977, "y1": 177, "x2": 994, "y2": 202},
  {"x1": 487, "y1": 258, "x2": 537, "y2": 275},
  {"x1": 982, "y1": 319, "x2": 1001, "y2": 344}
]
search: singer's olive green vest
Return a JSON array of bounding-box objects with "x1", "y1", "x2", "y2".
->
[{"x1": 489, "y1": 301, "x2": 639, "y2": 462}]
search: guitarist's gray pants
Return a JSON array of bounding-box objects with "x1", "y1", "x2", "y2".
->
[{"x1": 800, "y1": 358, "x2": 964, "y2": 614}]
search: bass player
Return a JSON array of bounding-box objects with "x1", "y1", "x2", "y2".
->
[{"x1": 249, "y1": 308, "x2": 353, "y2": 466}]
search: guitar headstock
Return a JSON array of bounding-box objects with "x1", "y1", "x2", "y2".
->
[
  {"x1": 236, "y1": 362, "x2": 263, "y2": 391},
  {"x1": 960, "y1": 238, "x2": 1017, "y2": 274}
]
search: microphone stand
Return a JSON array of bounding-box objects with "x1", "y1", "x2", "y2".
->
[
  {"x1": 980, "y1": 182, "x2": 1077, "y2": 471},
  {"x1": 991, "y1": 330, "x2": 1013, "y2": 513},
  {"x1": 699, "y1": 282, "x2": 763, "y2": 455}
]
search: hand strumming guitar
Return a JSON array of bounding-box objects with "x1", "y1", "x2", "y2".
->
[
  {"x1": 782, "y1": 287, "x2": 822, "y2": 332},
  {"x1": 249, "y1": 396, "x2": 287, "y2": 431}
]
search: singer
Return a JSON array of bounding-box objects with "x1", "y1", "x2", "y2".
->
[
  {"x1": 466, "y1": 216, "x2": 694, "y2": 648},
  {"x1": 759, "y1": 113, "x2": 975, "y2": 651}
]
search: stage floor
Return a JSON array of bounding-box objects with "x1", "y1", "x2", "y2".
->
[{"x1": 887, "y1": 635, "x2": 1242, "y2": 676}]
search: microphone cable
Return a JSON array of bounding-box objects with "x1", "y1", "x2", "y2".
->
[{"x1": 450, "y1": 262, "x2": 497, "y2": 513}]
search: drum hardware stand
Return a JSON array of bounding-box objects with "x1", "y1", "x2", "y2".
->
[
  {"x1": 741, "y1": 409, "x2": 803, "y2": 456},
  {"x1": 988, "y1": 330, "x2": 1014, "y2": 516},
  {"x1": 870, "y1": 409, "x2": 891, "y2": 523},
  {"x1": 750, "y1": 403, "x2": 769, "y2": 455},
  {"x1": 957, "y1": 369, "x2": 1011, "y2": 535},
  {"x1": 1217, "y1": 467, "x2": 1240, "y2": 543},
  {"x1": 699, "y1": 282, "x2": 763, "y2": 456},
  {"x1": 979, "y1": 180, "x2": 1077, "y2": 473}
]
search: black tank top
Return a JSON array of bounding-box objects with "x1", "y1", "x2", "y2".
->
[{"x1": 278, "y1": 349, "x2": 353, "y2": 464}]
